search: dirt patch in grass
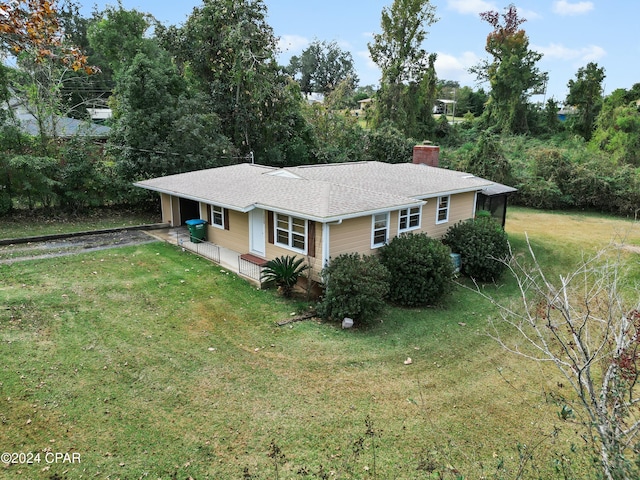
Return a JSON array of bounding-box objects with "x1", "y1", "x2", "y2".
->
[{"x1": 0, "y1": 230, "x2": 158, "y2": 264}]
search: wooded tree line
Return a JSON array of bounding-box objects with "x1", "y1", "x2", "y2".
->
[{"x1": 0, "y1": 0, "x2": 638, "y2": 217}]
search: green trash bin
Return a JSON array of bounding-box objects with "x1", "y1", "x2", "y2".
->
[{"x1": 185, "y1": 219, "x2": 207, "y2": 243}]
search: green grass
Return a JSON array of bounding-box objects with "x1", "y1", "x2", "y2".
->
[
  {"x1": 0, "y1": 207, "x2": 160, "y2": 240},
  {"x1": 1, "y1": 209, "x2": 638, "y2": 479}
]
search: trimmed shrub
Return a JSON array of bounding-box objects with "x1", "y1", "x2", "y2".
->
[
  {"x1": 379, "y1": 232, "x2": 454, "y2": 307},
  {"x1": 316, "y1": 253, "x2": 390, "y2": 325},
  {"x1": 442, "y1": 217, "x2": 510, "y2": 282}
]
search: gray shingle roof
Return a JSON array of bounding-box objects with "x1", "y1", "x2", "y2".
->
[
  {"x1": 15, "y1": 111, "x2": 111, "y2": 138},
  {"x1": 135, "y1": 161, "x2": 497, "y2": 222}
]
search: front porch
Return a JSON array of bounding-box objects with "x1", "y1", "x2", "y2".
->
[{"x1": 146, "y1": 227, "x2": 267, "y2": 286}]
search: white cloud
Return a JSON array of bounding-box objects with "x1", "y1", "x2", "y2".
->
[
  {"x1": 535, "y1": 42, "x2": 606, "y2": 63},
  {"x1": 518, "y1": 8, "x2": 542, "y2": 21},
  {"x1": 552, "y1": 1, "x2": 594, "y2": 16},
  {"x1": 277, "y1": 34, "x2": 309, "y2": 55},
  {"x1": 447, "y1": 0, "x2": 497, "y2": 15},
  {"x1": 435, "y1": 51, "x2": 480, "y2": 85}
]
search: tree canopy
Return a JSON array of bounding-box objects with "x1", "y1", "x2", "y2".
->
[
  {"x1": 286, "y1": 40, "x2": 358, "y2": 95},
  {"x1": 368, "y1": 0, "x2": 438, "y2": 138},
  {"x1": 472, "y1": 3, "x2": 545, "y2": 134},
  {"x1": 566, "y1": 62, "x2": 605, "y2": 141}
]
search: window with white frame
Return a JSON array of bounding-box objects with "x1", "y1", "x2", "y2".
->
[
  {"x1": 436, "y1": 195, "x2": 450, "y2": 224},
  {"x1": 399, "y1": 206, "x2": 421, "y2": 232},
  {"x1": 210, "y1": 204, "x2": 224, "y2": 228},
  {"x1": 371, "y1": 212, "x2": 389, "y2": 248},
  {"x1": 275, "y1": 214, "x2": 306, "y2": 252}
]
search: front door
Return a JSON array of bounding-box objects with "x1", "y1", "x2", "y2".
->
[{"x1": 249, "y1": 208, "x2": 266, "y2": 256}]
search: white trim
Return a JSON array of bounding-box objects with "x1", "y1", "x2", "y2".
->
[
  {"x1": 254, "y1": 201, "x2": 425, "y2": 224},
  {"x1": 274, "y1": 213, "x2": 307, "y2": 255},
  {"x1": 249, "y1": 209, "x2": 266, "y2": 256},
  {"x1": 371, "y1": 212, "x2": 390, "y2": 249},
  {"x1": 209, "y1": 204, "x2": 225, "y2": 230},
  {"x1": 398, "y1": 205, "x2": 422, "y2": 233},
  {"x1": 436, "y1": 195, "x2": 450, "y2": 224}
]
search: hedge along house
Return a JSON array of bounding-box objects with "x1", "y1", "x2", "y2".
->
[{"x1": 134, "y1": 145, "x2": 516, "y2": 282}]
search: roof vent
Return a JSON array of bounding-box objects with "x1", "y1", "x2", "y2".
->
[{"x1": 266, "y1": 169, "x2": 301, "y2": 179}]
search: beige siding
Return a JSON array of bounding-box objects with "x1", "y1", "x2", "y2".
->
[
  {"x1": 421, "y1": 191, "x2": 476, "y2": 238},
  {"x1": 329, "y1": 216, "x2": 379, "y2": 259},
  {"x1": 206, "y1": 209, "x2": 250, "y2": 253},
  {"x1": 160, "y1": 193, "x2": 173, "y2": 225},
  {"x1": 328, "y1": 192, "x2": 476, "y2": 260},
  {"x1": 170, "y1": 195, "x2": 181, "y2": 226}
]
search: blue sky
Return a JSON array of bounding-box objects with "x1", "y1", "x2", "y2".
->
[{"x1": 81, "y1": 0, "x2": 639, "y2": 103}]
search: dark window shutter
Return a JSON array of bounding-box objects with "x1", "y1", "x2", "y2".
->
[
  {"x1": 267, "y1": 211, "x2": 274, "y2": 244},
  {"x1": 207, "y1": 205, "x2": 212, "y2": 224},
  {"x1": 307, "y1": 221, "x2": 316, "y2": 257},
  {"x1": 223, "y1": 208, "x2": 230, "y2": 230}
]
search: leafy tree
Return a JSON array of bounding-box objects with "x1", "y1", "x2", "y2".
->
[
  {"x1": 566, "y1": 62, "x2": 605, "y2": 141},
  {"x1": 464, "y1": 132, "x2": 512, "y2": 185},
  {"x1": 368, "y1": 0, "x2": 438, "y2": 137},
  {"x1": 303, "y1": 103, "x2": 365, "y2": 163},
  {"x1": 108, "y1": 52, "x2": 186, "y2": 182},
  {"x1": 56, "y1": 1, "x2": 112, "y2": 119},
  {"x1": 0, "y1": 0, "x2": 93, "y2": 71},
  {"x1": 590, "y1": 86, "x2": 640, "y2": 166},
  {"x1": 363, "y1": 122, "x2": 414, "y2": 164},
  {"x1": 261, "y1": 255, "x2": 309, "y2": 297},
  {"x1": 286, "y1": 40, "x2": 358, "y2": 95},
  {"x1": 540, "y1": 97, "x2": 562, "y2": 134},
  {"x1": 0, "y1": 0, "x2": 98, "y2": 149},
  {"x1": 87, "y1": 3, "x2": 156, "y2": 79},
  {"x1": 159, "y1": 0, "x2": 313, "y2": 164},
  {"x1": 7, "y1": 154, "x2": 59, "y2": 209},
  {"x1": 324, "y1": 77, "x2": 357, "y2": 110},
  {"x1": 109, "y1": 49, "x2": 237, "y2": 185},
  {"x1": 471, "y1": 4, "x2": 545, "y2": 134},
  {"x1": 55, "y1": 136, "x2": 107, "y2": 211},
  {"x1": 379, "y1": 232, "x2": 454, "y2": 307},
  {"x1": 455, "y1": 86, "x2": 488, "y2": 117},
  {"x1": 317, "y1": 253, "x2": 390, "y2": 326}
]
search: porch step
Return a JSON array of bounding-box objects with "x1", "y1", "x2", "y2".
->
[{"x1": 240, "y1": 253, "x2": 269, "y2": 266}]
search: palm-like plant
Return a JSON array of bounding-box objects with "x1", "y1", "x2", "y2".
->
[{"x1": 261, "y1": 255, "x2": 309, "y2": 297}]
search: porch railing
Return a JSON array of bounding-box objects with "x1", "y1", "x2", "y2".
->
[
  {"x1": 238, "y1": 254, "x2": 268, "y2": 285},
  {"x1": 177, "y1": 232, "x2": 221, "y2": 264}
]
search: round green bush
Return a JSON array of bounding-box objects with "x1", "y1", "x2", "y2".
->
[
  {"x1": 317, "y1": 253, "x2": 390, "y2": 325},
  {"x1": 442, "y1": 217, "x2": 510, "y2": 282},
  {"x1": 379, "y1": 232, "x2": 454, "y2": 307}
]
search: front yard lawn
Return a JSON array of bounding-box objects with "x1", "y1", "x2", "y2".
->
[{"x1": 1, "y1": 208, "x2": 638, "y2": 478}]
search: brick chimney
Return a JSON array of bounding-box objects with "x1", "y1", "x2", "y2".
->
[{"x1": 413, "y1": 142, "x2": 439, "y2": 167}]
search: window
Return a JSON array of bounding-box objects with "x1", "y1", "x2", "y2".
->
[
  {"x1": 371, "y1": 212, "x2": 389, "y2": 248},
  {"x1": 399, "y1": 206, "x2": 421, "y2": 232},
  {"x1": 436, "y1": 196, "x2": 450, "y2": 224},
  {"x1": 209, "y1": 204, "x2": 224, "y2": 228},
  {"x1": 275, "y1": 214, "x2": 306, "y2": 252}
]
